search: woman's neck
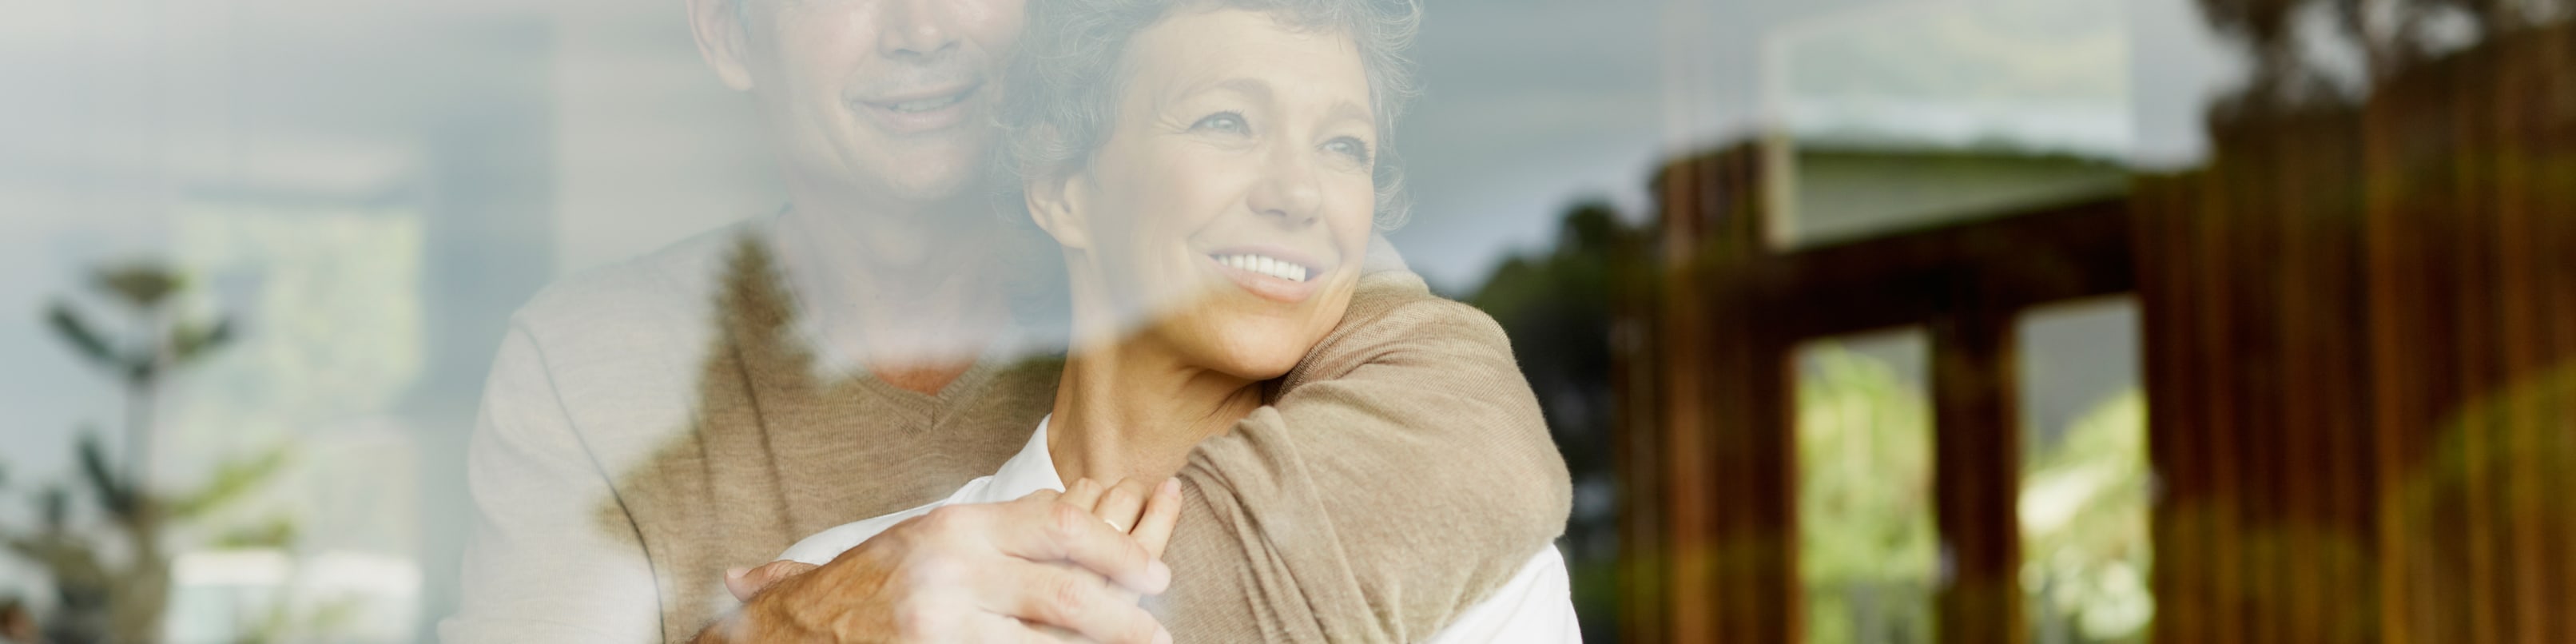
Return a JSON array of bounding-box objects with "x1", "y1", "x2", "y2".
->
[{"x1": 1047, "y1": 336, "x2": 1265, "y2": 484}]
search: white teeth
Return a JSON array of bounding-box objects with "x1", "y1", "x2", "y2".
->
[{"x1": 1212, "y1": 253, "x2": 1310, "y2": 282}]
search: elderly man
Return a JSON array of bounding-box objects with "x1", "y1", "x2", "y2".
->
[{"x1": 438, "y1": 0, "x2": 1568, "y2": 642}]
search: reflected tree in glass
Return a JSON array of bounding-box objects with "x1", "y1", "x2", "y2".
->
[
  {"x1": 2020, "y1": 388, "x2": 2153, "y2": 643},
  {"x1": 0, "y1": 261, "x2": 291, "y2": 644},
  {"x1": 1799, "y1": 344, "x2": 1938, "y2": 644}
]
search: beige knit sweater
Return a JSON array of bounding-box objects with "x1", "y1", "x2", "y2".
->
[{"x1": 440, "y1": 221, "x2": 1570, "y2": 644}]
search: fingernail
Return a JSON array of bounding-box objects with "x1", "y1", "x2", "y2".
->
[
  {"x1": 725, "y1": 566, "x2": 748, "y2": 581},
  {"x1": 1148, "y1": 559, "x2": 1172, "y2": 590},
  {"x1": 1154, "y1": 627, "x2": 1174, "y2": 644},
  {"x1": 1161, "y1": 478, "x2": 1180, "y2": 495}
]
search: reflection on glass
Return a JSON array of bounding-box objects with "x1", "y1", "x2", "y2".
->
[
  {"x1": 1764, "y1": 0, "x2": 2132, "y2": 249},
  {"x1": 162, "y1": 203, "x2": 431, "y2": 642},
  {"x1": 1797, "y1": 329, "x2": 1936, "y2": 644},
  {"x1": 2017, "y1": 298, "x2": 2152, "y2": 644}
]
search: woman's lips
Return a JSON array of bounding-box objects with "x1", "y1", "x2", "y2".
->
[{"x1": 1205, "y1": 248, "x2": 1327, "y2": 304}]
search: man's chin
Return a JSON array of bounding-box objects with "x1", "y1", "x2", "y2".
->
[{"x1": 869, "y1": 152, "x2": 990, "y2": 204}]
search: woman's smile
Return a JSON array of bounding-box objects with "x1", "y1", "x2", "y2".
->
[
  {"x1": 1019, "y1": 6, "x2": 1380, "y2": 380},
  {"x1": 1202, "y1": 244, "x2": 1329, "y2": 304}
]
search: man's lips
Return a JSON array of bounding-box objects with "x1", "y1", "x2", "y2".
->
[{"x1": 855, "y1": 81, "x2": 984, "y2": 134}]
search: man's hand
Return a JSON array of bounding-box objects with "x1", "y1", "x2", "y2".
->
[
  {"x1": 694, "y1": 484, "x2": 1179, "y2": 643},
  {"x1": 727, "y1": 479, "x2": 1187, "y2": 604}
]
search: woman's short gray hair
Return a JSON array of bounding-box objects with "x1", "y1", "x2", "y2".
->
[{"x1": 996, "y1": 0, "x2": 1423, "y2": 229}]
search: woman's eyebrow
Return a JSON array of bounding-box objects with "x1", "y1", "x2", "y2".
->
[
  {"x1": 1174, "y1": 76, "x2": 1373, "y2": 129},
  {"x1": 1176, "y1": 77, "x2": 1276, "y2": 103},
  {"x1": 1324, "y1": 101, "x2": 1373, "y2": 131}
]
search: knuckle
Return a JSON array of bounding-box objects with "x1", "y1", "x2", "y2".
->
[
  {"x1": 890, "y1": 601, "x2": 942, "y2": 638},
  {"x1": 1121, "y1": 615, "x2": 1163, "y2": 644},
  {"x1": 1047, "y1": 574, "x2": 1094, "y2": 620},
  {"x1": 918, "y1": 505, "x2": 969, "y2": 531},
  {"x1": 901, "y1": 551, "x2": 963, "y2": 586},
  {"x1": 1047, "y1": 503, "x2": 1091, "y2": 538},
  {"x1": 1103, "y1": 487, "x2": 1139, "y2": 506}
]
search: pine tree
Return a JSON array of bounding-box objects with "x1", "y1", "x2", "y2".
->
[{"x1": 1, "y1": 260, "x2": 286, "y2": 644}]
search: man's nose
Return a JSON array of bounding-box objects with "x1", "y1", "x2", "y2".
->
[
  {"x1": 1247, "y1": 150, "x2": 1324, "y2": 229},
  {"x1": 878, "y1": 0, "x2": 959, "y2": 60}
]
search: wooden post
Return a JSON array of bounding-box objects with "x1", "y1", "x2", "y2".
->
[{"x1": 1932, "y1": 312, "x2": 2025, "y2": 644}]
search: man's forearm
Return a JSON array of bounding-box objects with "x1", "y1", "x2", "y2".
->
[{"x1": 1152, "y1": 279, "x2": 1572, "y2": 642}]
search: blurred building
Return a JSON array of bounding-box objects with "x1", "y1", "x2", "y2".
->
[{"x1": 1615, "y1": 15, "x2": 2576, "y2": 644}]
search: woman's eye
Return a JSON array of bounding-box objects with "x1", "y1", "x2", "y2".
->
[
  {"x1": 1324, "y1": 137, "x2": 1373, "y2": 165},
  {"x1": 1192, "y1": 112, "x2": 1250, "y2": 135}
]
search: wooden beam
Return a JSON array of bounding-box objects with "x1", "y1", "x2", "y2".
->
[{"x1": 1763, "y1": 197, "x2": 2136, "y2": 342}]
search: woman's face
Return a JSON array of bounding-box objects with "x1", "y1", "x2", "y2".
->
[{"x1": 1044, "y1": 7, "x2": 1378, "y2": 380}]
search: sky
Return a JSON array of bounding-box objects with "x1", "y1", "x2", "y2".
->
[{"x1": 0, "y1": 0, "x2": 2251, "y2": 636}]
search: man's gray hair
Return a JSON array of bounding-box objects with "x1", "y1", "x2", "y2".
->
[{"x1": 996, "y1": 0, "x2": 1424, "y2": 229}]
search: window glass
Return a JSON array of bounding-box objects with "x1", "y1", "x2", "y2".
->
[{"x1": 1798, "y1": 328, "x2": 1938, "y2": 644}]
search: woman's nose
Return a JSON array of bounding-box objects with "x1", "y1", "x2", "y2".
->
[{"x1": 1246, "y1": 150, "x2": 1323, "y2": 229}]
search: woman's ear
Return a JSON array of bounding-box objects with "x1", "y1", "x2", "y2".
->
[
  {"x1": 687, "y1": 0, "x2": 757, "y2": 91},
  {"x1": 1024, "y1": 165, "x2": 1095, "y2": 250}
]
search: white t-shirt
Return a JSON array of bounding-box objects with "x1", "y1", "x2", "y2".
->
[{"x1": 779, "y1": 417, "x2": 1584, "y2": 643}]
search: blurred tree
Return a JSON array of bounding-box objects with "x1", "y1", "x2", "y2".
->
[
  {"x1": 1, "y1": 260, "x2": 291, "y2": 644},
  {"x1": 2020, "y1": 389, "x2": 2153, "y2": 644},
  {"x1": 47, "y1": 261, "x2": 234, "y2": 487},
  {"x1": 1465, "y1": 199, "x2": 1651, "y2": 644},
  {"x1": 2197, "y1": 0, "x2": 2568, "y2": 113},
  {"x1": 1796, "y1": 346, "x2": 1938, "y2": 644}
]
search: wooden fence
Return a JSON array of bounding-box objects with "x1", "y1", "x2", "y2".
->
[{"x1": 2137, "y1": 21, "x2": 2576, "y2": 644}]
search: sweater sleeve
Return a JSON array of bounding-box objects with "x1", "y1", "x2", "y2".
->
[
  {"x1": 439, "y1": 323, "x2": 665, "y2": 643},
  {"x1": 1154, "y1": 272, "x2": 1574, "y2": 643}
]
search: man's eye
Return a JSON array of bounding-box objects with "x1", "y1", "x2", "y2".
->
[
  {"x1": 1192, "y1": 112, "x2": 1250, "y2": 134},
  {"x1": 1324, "y1": 137, "x2": 1373, "y2": 164}
]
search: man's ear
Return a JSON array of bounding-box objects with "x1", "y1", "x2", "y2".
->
[
  {"x1": 1024, "y1": 165, "x2": 1095, "y2": 251},
  {"x1": 687, "y1": 0, "x2": 757, "y2": 91}
]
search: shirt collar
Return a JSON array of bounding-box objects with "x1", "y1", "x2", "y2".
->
[{"x1": 975, "y1": 415, "x2": 1067, "y2": 504}]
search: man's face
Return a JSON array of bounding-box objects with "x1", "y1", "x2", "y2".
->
[{"x1": 736, "y1": 0, "x2": 1025, "y2": 206}]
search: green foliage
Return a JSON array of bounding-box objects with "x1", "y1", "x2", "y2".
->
[
  {"x1": 2020, "y1": 388, "x2": 2153, "y2": 643},
  {"x1": 46, "y1": 263, "x2": 234, "y2": 389},
  {"x1": 1796, "y1": 345, "x2": 1938, "y2": 644},
  {"x1": 168, "y1": 447, "x2": 292, "y2": 523},
  {"x1": 1465, "y1": 199, "x2": 1648, "y2": 643},
  {"x1": 1, "y1": 258, "x2": 276, "y2": 644},
  {"x1": 1791, "y1": 348, "x2": 2155, "y2": 644},
  {"x1": 44, "y1": 302, "x2": 118, "y2": 372},
  {"x1": 37, "y1": 487, "x2": 67, "y2": 533},
  {"x1": 210, "y1": 514, "x2": 299, "y2": 551},
  {"x1": 73, "y1": 431, "x2": 139, "y2": 519},
  {"x1": 92, "y1": 262, "x2": 184, "y2": 312},
  {"x1": 169, "y1": 319, "x2": 235, "y2": 368}
]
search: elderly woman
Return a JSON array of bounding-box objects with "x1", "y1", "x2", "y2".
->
[{"x1": 754, "y1": 0, "x2": 1578, "y2": 641}]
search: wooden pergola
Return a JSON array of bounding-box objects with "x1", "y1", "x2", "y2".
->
[{"x1": 1613, "y1": 22, "x2": 2576, "y2": 644}]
